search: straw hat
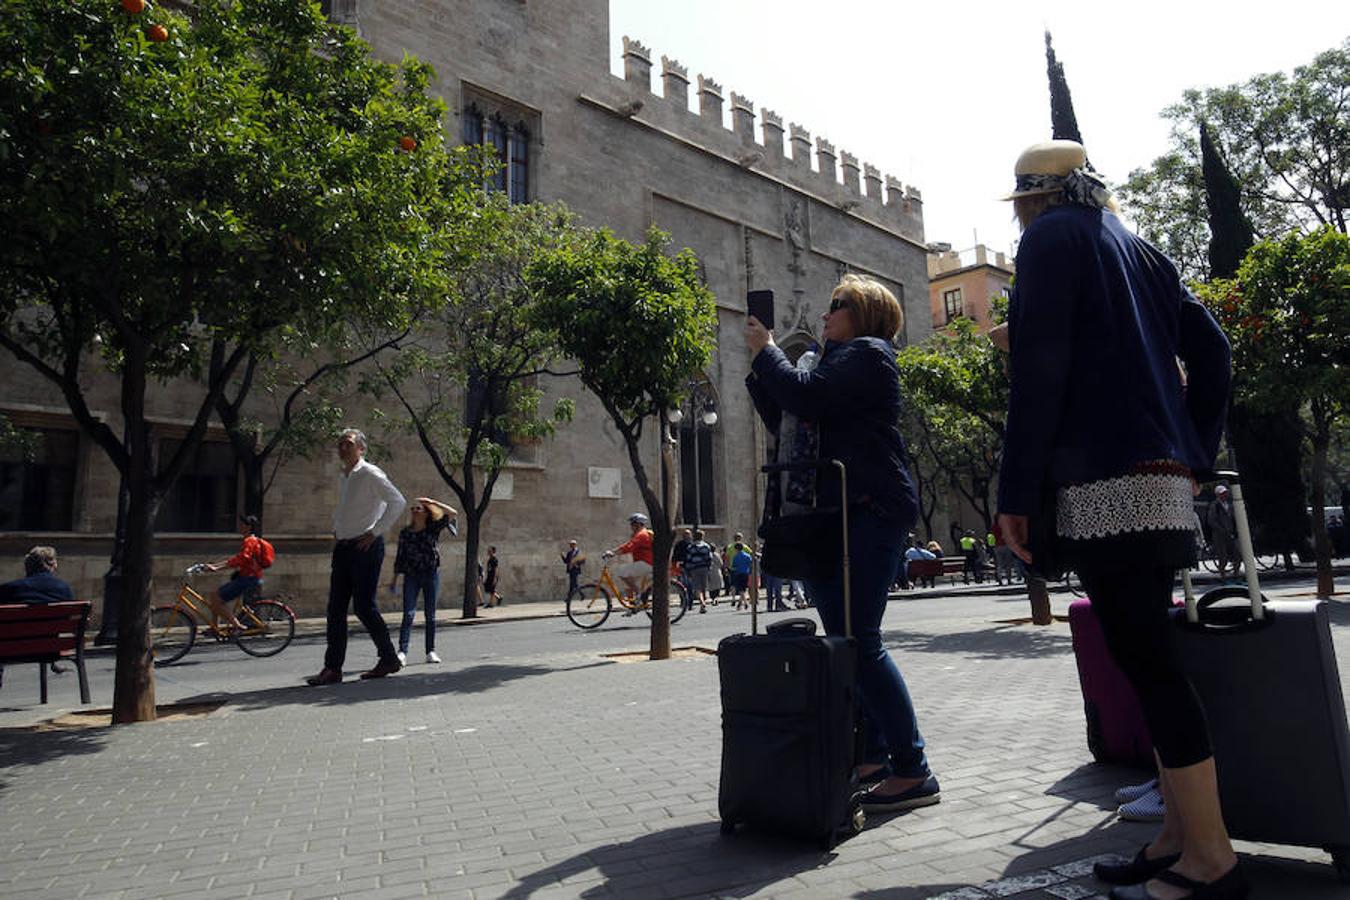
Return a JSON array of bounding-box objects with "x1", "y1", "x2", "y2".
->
[{"x1": 1001, "y1": 140, "x2": 1088, "y2": 200}]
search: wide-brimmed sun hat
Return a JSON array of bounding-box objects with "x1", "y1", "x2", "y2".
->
[{"x1": 1001, "y1": 139, "x2": 1089, "y2": 200}]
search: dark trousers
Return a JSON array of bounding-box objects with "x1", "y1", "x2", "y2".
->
[
  {"x1": 567, "y1": 568, "x2": 579, "y2": 596},
  {"x1": 325, "y1": 538, "x2": 397, "y2": 671},
  {"x1": 1079, "y1": 564, "x2": 1213, "y2": 769}
]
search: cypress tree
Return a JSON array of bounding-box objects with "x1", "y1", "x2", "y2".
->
[
  {"x1": 1200, "y1": 122, "x2": 1254, "y2": 280},
  {"x1": 1045, "y1": 32, "x2": 1085, "y2": 148},
  {"x1": 1201, "y1": 122, "x2": 1309, "y2": 565}
]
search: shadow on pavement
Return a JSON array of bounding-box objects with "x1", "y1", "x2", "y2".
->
[
  {"x1": 179, "y1": 659, "x2": 615, "y2": 714},
  {"x1": 879, "y1": 623, "x2": 1073, "y2": 660},
  {"x1": 498, "y1": 820, "x2": 878, "y2": 899},
  {"x1": 0, "y1": 725, "x2": 110, "y2": 798}
]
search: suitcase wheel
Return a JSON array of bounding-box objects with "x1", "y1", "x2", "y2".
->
[
  {"x1": 1329, "y1": 846, "x2": 1350, "y2": 883},
  {"x1": 719, "y1": 820, "x2": 736, "y2": 836}
]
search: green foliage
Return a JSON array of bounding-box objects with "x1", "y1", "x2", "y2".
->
[
  {"x1": 0, "y1": 414, "x2": 37, "y2": 460},
  {"x1": 1200, "y1": 227, "x2": 1350, "y2": 414},
  {"x1": 528, "y1": 227, "x2": 718, "y2": 426},
  {"x1": 895, "y1": 318, "x2": 1009, "y2": 529},
  {"x1": 1119, "y1": 39, "x2": 1349, "y2": 279},
  {"x1": 0, "y1": 0, "x2": 462, "y2": 720},
  {"x1": 374, "y1": 197, "x2": 580, "y2": 481}
]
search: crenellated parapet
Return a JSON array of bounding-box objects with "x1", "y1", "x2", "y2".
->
[
  {"x1": 729, "y1": 92, "x2": 755, "y2": 144},
  {"x1": 698, "y1": 75, "x2": 724, "y2": 123},
  {"x1": 594, "y1": 37, "x2": 926, "y2": 243},
  {"x1": 788, "y1": 123, "x2": 811, "y2": 169},
  {"x1": 622, "y1": 37, "x2": 651, "y2": 87},
  {"x1": 661, "y1": 56, "x2": 689, "y2": 110}
]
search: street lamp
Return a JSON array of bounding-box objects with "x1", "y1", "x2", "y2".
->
[{"x1": 668, "y1": 383, "x2": 717, "y2": 530}]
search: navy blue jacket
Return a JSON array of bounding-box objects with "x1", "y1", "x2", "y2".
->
[
  {"x1": 747, "y1": 336, "x2": 918, "y2": 526},
  {"x1": 998, "y1": 205, "x2": 1231, "y2": 515},
  {"x1": 0, "y1": 571, "x2": 75, "y2": 604}
]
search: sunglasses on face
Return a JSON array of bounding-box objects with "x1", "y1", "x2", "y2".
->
[
  {"x1": 411, "y1": 506, "x2": 425, "y2": 513},
  {"x1": 828, "y1": 297, "x2": 850, "y2": 314}
]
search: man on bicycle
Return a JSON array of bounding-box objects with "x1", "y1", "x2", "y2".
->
[
  {"x1": 204, "y1": 514, "x2": 267, "y2": 630},
  {"x1": 603, "y1": 512, "x2": 654, "y2": 605}
]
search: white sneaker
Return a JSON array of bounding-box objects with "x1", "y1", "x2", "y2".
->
[
  {"x1": 396, "y1": 651, "x2": 407, "y2": 665},
  {"x1": 1118, "y1": 787, "x2": 1165, "y2": 822},
  {"x1": 426, "y1": 651, "x2": 442, "y2": 664},
  {"x1": 1113, "y1": 777, "x2": 1159, "y2": 805}
]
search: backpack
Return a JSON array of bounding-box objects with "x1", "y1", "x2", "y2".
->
[{"x1": 255, "y1": 537, "x2": 276, "y2": 569}]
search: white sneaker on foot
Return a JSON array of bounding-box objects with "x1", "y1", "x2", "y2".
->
[
  {"x1": 426, "y1": 651, "x2": 442, "y2": 664},
  {"x1": 1118, "y1": 787, "x2": 1165, "y2": 822},
  {"x1": 396, "y1": 651, "x2": 407, "y2": 665},
  {"x1": 1113, "y1": 777, "x2": 1159, "y2": 805}
]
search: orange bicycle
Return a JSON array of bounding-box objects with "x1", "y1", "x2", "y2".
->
[
  {"x1": 565, "y1": 560, "x2": 689, "y2": 629},
  {"x1": 150, "y1": 564, "x2": 296, "y2": 666}
]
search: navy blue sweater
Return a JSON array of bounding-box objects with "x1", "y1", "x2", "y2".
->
[
  {"x1": 997, "y1": 205, "x2": 1231, "y2": 515},
  {"x1": 747, "y1": 337, "x2": 918, "y2": 527}
]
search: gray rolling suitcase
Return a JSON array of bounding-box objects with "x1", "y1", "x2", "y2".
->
[{"x1": 1173, "y1": 471, "x2": 1350, "y2": 880}]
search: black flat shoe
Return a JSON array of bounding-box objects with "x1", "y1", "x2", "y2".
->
[
  {"x1": 1108, "y1": 863, "x2": 1248, "y2": 900},
  {"x1": 1094, "y1": 845, "x2": 1182, "y2": 885}
]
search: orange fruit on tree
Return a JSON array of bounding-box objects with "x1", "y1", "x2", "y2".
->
[
  {"x1": 121, "y1": 0, "x2": 146, "y2": 14},
  {"x1": 147, "y1": 23, "x2": 168, "y2": 42},
  {"x1": 398, "y1": 135, "x2": 417, "y2": 152}
]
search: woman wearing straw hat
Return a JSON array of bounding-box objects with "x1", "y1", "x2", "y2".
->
[
  {"x1": 389, "y1": 497, "x2": 457, "y2": 665},
  {"x1": 996, "y1": 140, "x2": 1243, "y2": 899}
]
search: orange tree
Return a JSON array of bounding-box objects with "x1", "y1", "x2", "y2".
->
[
  {"x1": 528, "y1": 228, "x2": 716, "y2": 659},
  {"x1": 0, "y1": 0, "x2": 458, "y2": 721},
  {"x1": 1198, "y1": 226, "x2": 1350, "y2": 597}
]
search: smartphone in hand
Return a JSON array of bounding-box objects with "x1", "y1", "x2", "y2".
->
[{"x1": 747, "y1": 289, "x2": 774, "y2": 329}]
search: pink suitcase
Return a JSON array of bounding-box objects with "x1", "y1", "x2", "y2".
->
[{"x1": 1068, "y1": 598, "x2": 1155, "y2": 770}]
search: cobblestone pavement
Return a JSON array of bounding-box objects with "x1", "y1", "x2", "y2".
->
[{"x1": 1, "y1": 580, "x2": 1347, "y2": 898}]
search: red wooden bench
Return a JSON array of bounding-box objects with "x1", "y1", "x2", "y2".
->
[
  {"x1": 906, "y1": 556, "x2": 990, "y2": 587},
  {"x1": 0, "y1": 601, "x2": 92, "y2": 704}
]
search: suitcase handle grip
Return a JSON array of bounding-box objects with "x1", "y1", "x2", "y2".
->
[
  {"x1": 1181, "y1": 587, "x2": 1275, "y2": 633},
  {"x1": 765, "y1": 618, "x2": 818, "y2": 637}
]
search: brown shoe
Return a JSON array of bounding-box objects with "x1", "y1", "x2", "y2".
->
[
  {"x1": 360, "y1": 657, "x2": 402, "y2": 680},
  {"x1": 306, "y1": 668, "x2": 343, "y2": 686}
]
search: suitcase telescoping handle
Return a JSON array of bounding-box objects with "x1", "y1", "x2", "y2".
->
[
  {"x1": 1184, "y1": 469, "x2": 1264, "y2": 624},
  {"x1": 760, "y1": 459, "x2": 851, "y2": 639}
]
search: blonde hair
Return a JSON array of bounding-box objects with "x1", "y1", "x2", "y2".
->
[
  {"x1": 1014, "y1": 191, "x2": 1121, "y2": 230},
  {"x1": 831, "y1": 274, "x2": 903, "y2": 341}
]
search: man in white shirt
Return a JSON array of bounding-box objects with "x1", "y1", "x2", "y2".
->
[{"x1": 307, "y1": 428, "x2": 407, "y2": 685}]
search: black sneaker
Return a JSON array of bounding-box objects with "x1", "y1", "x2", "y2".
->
[{"x1": 861, "y1": 774, "x2": 941, "y2": 812}]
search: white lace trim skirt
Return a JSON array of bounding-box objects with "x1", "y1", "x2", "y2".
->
[{"x1": 1056, "y1": 472, "x2": 1195, "y2": 540}]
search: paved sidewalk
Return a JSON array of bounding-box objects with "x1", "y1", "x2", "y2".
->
[{"x1": 2, "y1": 581, "x2": 1347, "y2": 898}]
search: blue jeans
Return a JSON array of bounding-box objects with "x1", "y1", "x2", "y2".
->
[
  {"x1": 805, "y1": 509, "x2": 930, "y2": 779},
  {"x1": 398, "y1": 570, "x2": 439, "y2": 654},
  {"x1": 324, "y1": 538, "x2": 397, "y2": 671}
]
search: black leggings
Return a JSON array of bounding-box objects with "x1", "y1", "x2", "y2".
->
[{"x1": 1078, "y1": 565, "x2": 1213, "y2": 769}]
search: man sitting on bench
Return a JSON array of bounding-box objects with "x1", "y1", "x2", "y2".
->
[{"x1": 0, "y1": 546, "x2": 75, "y2": 690}]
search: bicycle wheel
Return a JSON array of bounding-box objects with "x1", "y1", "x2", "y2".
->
[
  {"x1": 150, "y1": 606, "x2": 196, "y2": 667},
  {"x1": 1199, "y1": 548, "x2": 1220, "y2": 573},
  {"x1": 234, "y1": 599, "x2": 296, "y2": 657},
  {"x1": 1064, "y1": 571, "x2": 1086, "y2": 598},
  {"x1": 642, "y1": 582, "x2": 689, "y2": 625},
  {"x1": 566, "y1": 583, "x2": 612, "y2": 629}
]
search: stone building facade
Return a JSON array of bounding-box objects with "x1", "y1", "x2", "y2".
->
[{"x1": 0, "y1": 0, "x2": 931, "y2": 617}]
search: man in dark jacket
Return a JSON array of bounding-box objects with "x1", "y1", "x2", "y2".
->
[{"x1": 0, "y1": 546, "x2": 76, "y2": 689}]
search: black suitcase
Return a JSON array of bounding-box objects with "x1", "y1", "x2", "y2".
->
[
  {"x1": 717, "y1": 459, "x2": 865, "y2": 849},
  {"x1": 1173, "y1": 471, "x2": 1350, "y2": 880}
]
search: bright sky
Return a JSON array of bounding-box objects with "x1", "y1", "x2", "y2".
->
[{"x1": 609, "y1": 1, "x2": 1349, "y2": 259}]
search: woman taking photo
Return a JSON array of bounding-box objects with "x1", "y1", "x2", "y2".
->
[
  {"x1": 996, "y1": 141, "x2": 1241, "y2": 900},
  {"x1": 745, "y1": 273, "x2": 939, "y2": 812}
]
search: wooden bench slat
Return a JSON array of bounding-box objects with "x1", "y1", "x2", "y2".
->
[
  {"x1": 0, "y1": 620, "x2": 83, "y2": 639},
  {"x1": 0, "y1": 601, "x2": 92, "y2": 705},
  {"x1": 2, "y1": 637, "x2": 80, "y2": 656}
]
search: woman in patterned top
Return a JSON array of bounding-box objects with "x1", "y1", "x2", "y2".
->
[
  {"x1": 389, "y1": 497, "x2": 457, "y2": 664},
  {"x1": 996, "y1": 141, "x2": 1241, "y2": 899}
]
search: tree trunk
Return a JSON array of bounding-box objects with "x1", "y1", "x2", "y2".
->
[
  {"x1": 241, "y1": 454, "x2": 264, "y2": 522},
  {"x1": 1311, "y1": 426, "x2": 1336, "y2": 599},
  {"x1": 1027, "y1": 576, "x2": 1053, "y2": 626},
  {"x1": 112, "y1": 368, "x2": 159, "y2": 723},
  {"x1": 461, "y1": 507, "x2": 481, "y2": 619},
  {"x1": 649, "y1": 525, "x2": 673, "y2": 661}
]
